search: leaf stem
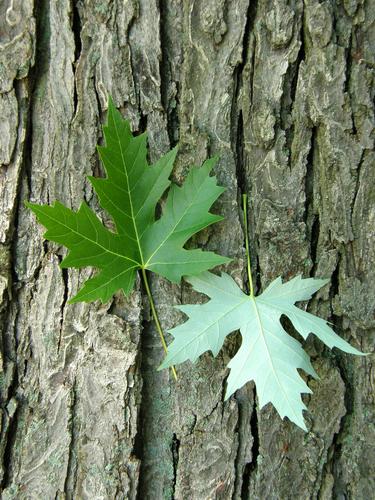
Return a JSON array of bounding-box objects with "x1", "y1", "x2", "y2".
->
[
  {"x1": 141, "y1": 268, "x2": 178, "y2": 381},
  {"x1": 242, "y1": 194, "x2": 254, "y2": 297}
]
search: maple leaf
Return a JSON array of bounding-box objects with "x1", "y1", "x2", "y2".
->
[
  {"x1": 159, "y1": 271, "x2": 363, "y2": 430},
  {"x1": 26, "y1": 97, "x2": 230, "y2": 303}
]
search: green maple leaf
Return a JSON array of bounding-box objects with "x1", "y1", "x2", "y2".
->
[
  {"x1": 160, "y1": 271, "x2": 363, "y2": 430},
  {"x1": 27, "y1": 97, "x2": 230, "y2": 304}
]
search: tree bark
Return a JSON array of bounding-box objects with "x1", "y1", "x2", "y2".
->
[{"x1": 1, "y1": 1, "x2": 374, "y2": 499}]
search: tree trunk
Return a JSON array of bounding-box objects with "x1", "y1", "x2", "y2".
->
[{"x1": 1, "y1": 1, "x2": 374, "y2": 498}]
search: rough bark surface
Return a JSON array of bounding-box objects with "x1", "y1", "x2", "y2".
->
[{"x1": 0, "y1": 1, "x2": 374, "y2": 499}]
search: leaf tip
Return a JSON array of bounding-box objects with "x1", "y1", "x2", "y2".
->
[
  {"x1": 107, "y1": 94, "x2": 115, "y2": 109},
  {"x1": 298, "y1": 421, "x2": 308, "y2": 432},
  {"x1": 157, "y1": 361, "x2": 167, "y2": 371},
  {"x1": 318, "y1": 277, "x2": 330, "y2": 287},
  {"x1": 224, "y1": 382, "x2": 235, "y2": 401}
]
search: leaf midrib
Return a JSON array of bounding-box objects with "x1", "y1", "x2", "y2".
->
[
  {"x1": 143, "y1": 175, "x2": 208, "y2": 267},
  {"x1": 250, "y1": 296, "x2": 301, "y2": 421},
  {"x1": 35, "y1": 207, "x2": 139, "y2": 267},
  {"x1": 112, "y1": 114, "x2": 145, "y2": 266}
]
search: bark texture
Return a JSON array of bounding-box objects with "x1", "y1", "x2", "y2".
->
[{"x1": 1, "y1": 1, "x2": 374, "y2": 499}]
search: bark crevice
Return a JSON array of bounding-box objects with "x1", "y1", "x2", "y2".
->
[
  {"x1": 63, "y1": 378, "x2": 79, "y2": 498},
  {"x1": 171, "y1": 432, "x2": 180, "y2": 498},
  {"x1": 71, "y1": 0, "x2": 82, "y2": 115}
]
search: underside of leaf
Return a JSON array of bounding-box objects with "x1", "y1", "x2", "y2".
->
[{"x1": 160, "y1": 271, "x2": 364, "y2": 430}]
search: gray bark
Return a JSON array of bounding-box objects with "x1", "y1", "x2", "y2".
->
[{"x1": 1, "y1": 0, "x2": 374, "y2": 499}]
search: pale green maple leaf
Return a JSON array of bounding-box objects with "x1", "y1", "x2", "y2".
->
[
  {"x1": 160, "y1": 271, "x2": 363, "y2": 430},
  {"x1": 26, "y1": 97, "x2": 230, "y2": 304}
]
